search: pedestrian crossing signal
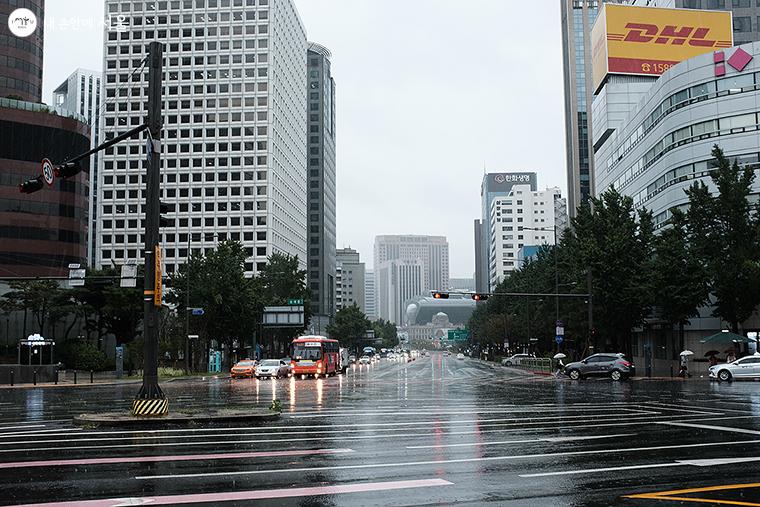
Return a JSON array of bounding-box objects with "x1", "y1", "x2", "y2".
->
[
  {"x1": 432, "y1": 292, "x2": 449, "y2": 299},
  {"x1": 472, "y1": 293, "x2": 489, "y2": 301}
]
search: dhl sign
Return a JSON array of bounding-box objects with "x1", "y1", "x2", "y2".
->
[{"x1": 592, "y1": 4, "x2": 732, "y2": 92}]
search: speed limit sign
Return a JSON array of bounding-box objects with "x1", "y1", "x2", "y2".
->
[{"x1": 41, "y1": 158, "x2": 54, "y2": 186}]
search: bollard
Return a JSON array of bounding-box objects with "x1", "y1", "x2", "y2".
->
[
  {"x1": 90, "y1": 370, "x2": 94, "y2": 384},
  {"x1": 33, "y1": 370, "x2": 37, "y2": 386},
  {"x1": 10, "y1": 369, "x2": 13, "y2": 387},
  {"x1": 55, "y1": 369, "x2": 59, "y2": 385},
  {"x1": 74, "y1": 370, "x2": 77, "y2": 384},
  {"x1": 670, "y1": 365, "x2": 673, "y2": 378}
]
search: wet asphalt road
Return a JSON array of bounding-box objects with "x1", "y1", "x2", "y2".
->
[{"x1": 2, "y1": 353, "x2": 760, "y2": 506}]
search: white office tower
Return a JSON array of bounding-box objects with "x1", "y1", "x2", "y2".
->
[
  {"x1": 489, "y1": 186, "x2": 566, "y2": 288},
  {"x1": 52, "y1": 68, "x2": 103, "y2": 266},
  {"x1": 373, "y1": 235, "x2": 449, "y2": 294},
  {"x1": 364, "y1": 269, "x2": 376, "y2": 320},
  {"x1": 97, "y1": 0, "x2": 308, "y2": 276},
  {"x1": 377, "y1": 259, "x2": 423, "y2": 325}
]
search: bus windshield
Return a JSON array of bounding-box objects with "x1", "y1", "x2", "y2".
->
[{"x1": 293, "y1": 345, "x2": 322, "y2": 361}]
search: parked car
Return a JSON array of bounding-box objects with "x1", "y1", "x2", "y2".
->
[
  {"x1": 564, "y1": 353, "x2": 635, "y2": 381},
  {"x1": 230, "y1": 359, "x2": 256, "y2": 379},
  {"x1": 710, "y1": 353, "x2": 760, "y2": 381},
  {"x1": 349, "y1": 354, "x2": 357, "y2": 364},
  {"x1": 359, "y1": 355, "x2": 371, "y2": 365},
  {"x1": 255, "y1": 359, "x2": 290, "y2": 379},
  {"x1": 456, "y1": 353, "x2": 465, "y2": 360},
  {"x1": 444, "y1": 351, "x2": 451, "y2": 357},
  {"x1": 501, "y1": 353, "x2": 533, "y2": 366},
  {"x1": 387, "y1": 353, "x2": 396, "y2": 360}
]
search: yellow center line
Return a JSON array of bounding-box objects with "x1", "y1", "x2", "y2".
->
[
  {"x1": 624, "y1": 483, "x2": 760, "y2": 506},
  {"x1": 625, "y1": 494, "x2": 760, "y2": 506}
]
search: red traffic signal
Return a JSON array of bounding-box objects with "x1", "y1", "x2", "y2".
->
[
  {"x1": 471, "y1": 293, "x2": 489, "y2": 301},
  {"x1": 19, "y1": 176, "x2": 44, "y2": 194},
  {"x1": 54, "y1": 161, "x2": 82, "y2": 178},
  {"x1": 432, "y1": 292, "x2": 449, "y2": 299}
]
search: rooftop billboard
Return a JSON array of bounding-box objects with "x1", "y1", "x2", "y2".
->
[{"x1": 591, "y1": 4, "x2": 732, "y2": 93}]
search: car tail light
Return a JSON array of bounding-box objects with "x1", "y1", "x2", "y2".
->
[{"x1": 619, "y1": 360, "x2": 631, "y2": 367}]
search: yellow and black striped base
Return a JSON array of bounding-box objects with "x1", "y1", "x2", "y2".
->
[{"x1": 131, "y1": 397, "x2": 169, "y2": 416}]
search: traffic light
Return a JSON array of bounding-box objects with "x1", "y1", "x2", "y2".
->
[
  {"x1": 54, "y1": 161, "x2": 82, "y2": 178},
  {"x1": 18, "y1": 176, "x2": 44, "y2": 194},
  {"x1": 159, "y1": 201, "x2": 171, "y2": 228},
  {"x1": 432, "y1": 292, "x2": 449, "y2": 299},
  {"x1": 471, "y1": 293, "x2": 489, "y2": 301}
]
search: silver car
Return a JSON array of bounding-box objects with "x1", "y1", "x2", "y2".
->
[
  {"x1": 710, "y1": 354, "x2": 760, "y2": 381},
  {"x1": 255, "y1": 359, "x2": 290, "y2": 378}
]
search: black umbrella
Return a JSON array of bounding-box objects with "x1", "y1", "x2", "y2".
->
[{"x1": 704, "y1": 350, "x2": 720, "y2": 357}]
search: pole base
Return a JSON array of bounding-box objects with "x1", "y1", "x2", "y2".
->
[{"x1": 131, "y1": 397, "x2": 169, "y2": 416}]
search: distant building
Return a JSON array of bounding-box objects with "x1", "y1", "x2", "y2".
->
[
  {"x1": 377, "y1": 259, "x2": 423, "y2": 325},
  {"x1": 517, "y1": 246, "x2": 541, "y2": 269},
  {"x1": 475, "y1": 172, "x2": 537, "y2": 292},
  {"x1": 401, "y1": 295, "x2": 476, "y2": 348},
  {"x1": 52, "y1": 69, "x2": 102, "y2": 266},
  {"x1": 306, "y1": 43, "x2": 337, "y2": 332},
  {"x1": 449, "y1": 277, "x2": 475, "y2": 292},
  {"x1": 335, "y1": 248, "x2": 365, "y2": 312},
  {"x1": 364, "y1": 269, "x2": 376, "y2": 320},
  {"x1": 487, "y1": 184, "x2": 566, "y2": 288}
]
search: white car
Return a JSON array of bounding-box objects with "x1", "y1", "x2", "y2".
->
[
  {"x1": 255, "y1": 359, "x2": 290, "y2": 378},
  {"x1": 710, "y1": 354, "x2": 760, "y2": 381},
  {"x1": 456, "y1": 353, "x2": 465, "y2": 360},
  {"x1": 359, "y1": 355, "x2": 371, "y2": 365},
  {"x1": 501, "y1": 353, "x2": 533, "y2": 366}
]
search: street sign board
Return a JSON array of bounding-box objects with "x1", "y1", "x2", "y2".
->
[
  {"x1": 447, "y1": 329, "x2": 470, "y2": 342},
  {"x1": 68, "y1": 266, "x2": 85, "y2": 287},
  {"x1": 120, "y1": 264, "x2": 137, "y2": 288},
  {"x1": 154, "y1": 245, "x2": 162, "y2": 307},
  {"x1": 41, "y1": 158, "x2": 54, "y2": 186},
  {"x1": 556, "y1": 335, "x2": 564, "y2": 344},
  {"x1": 263, "y1": 305, "x2": 304, "y2": 327},
  {"x1": 191, "y1": 308, "x2": 205, "y2": 316},
  {"x1": 556, "y1": 326, "x2": 565, "y2": 336},
  {"x1": 287, "y1": 298, "x2": 304, "y2": 306},
  {"x1": 188, "y1": 334, "x2": 199, "y2": 339}
]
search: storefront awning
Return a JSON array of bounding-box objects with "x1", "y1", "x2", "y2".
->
[{"x1": 699, "y1": 331, "x2": 755, "y2": 344}]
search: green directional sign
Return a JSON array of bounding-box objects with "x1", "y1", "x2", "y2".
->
[
  {"x1": 447, "y1": 329, "x2": 470, "y2": 342},
  {"x1": 287, "y1": 298, "x2": 304, "y2": 306}
]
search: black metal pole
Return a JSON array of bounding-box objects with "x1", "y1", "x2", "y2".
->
[{"x1": 132, "y1": 41, "x2": 167, "y2": 416}]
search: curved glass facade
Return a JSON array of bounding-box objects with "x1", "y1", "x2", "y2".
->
[{"x1": 0, "y1": 0, "x2": 44, "y2": 102}]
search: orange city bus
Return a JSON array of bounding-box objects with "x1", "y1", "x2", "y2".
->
[{"x1": 290, "y1": 335, "x2": 340, "y2": 379}]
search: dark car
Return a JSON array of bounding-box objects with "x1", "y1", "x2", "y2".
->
[{"x1": 564, "y1": 353, "x2": 635, "y2": 381}]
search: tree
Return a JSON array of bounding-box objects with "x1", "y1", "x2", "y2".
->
[
  {"x1": 327, "y1": 304, "x2": 370, "y2": 351},
  {"x1": 1, "y1": 280, "x2": 62, "y2": 336},
  {"x1": 651, "y1": 209, "x2": 710, "y2": 351},
  {"x1": 683, "y1": 145, "x2": 760, "y2": 331},
  {"x1": 373, "y1": 319, "x2": 398, "y2": 349}
]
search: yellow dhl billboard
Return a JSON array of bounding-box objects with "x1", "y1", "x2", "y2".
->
[{"x1": 592, "y1": 4, "x2": 732, "y2": 92}]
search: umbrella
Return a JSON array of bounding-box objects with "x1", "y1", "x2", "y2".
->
[
  {"x1": 553, "y1": 353, "x2": 567, "y2": 360},
  {"x1": 704, "y1": 350, "x2": 720, "y2": 357},
  {"x1": 680, "y1": 350, "x2": 694, "y2": 357}
]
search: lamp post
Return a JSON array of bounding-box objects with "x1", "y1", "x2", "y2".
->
[{"x1": 520, "y1": 224, "x2": 560, "y2": 347}]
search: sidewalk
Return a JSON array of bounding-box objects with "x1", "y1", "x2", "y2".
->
[{"x1": 0, "y1": 373, "x2": 228, "y2": 389}]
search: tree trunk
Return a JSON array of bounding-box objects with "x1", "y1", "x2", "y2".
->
[{"x1": 678, "y1": 321, "x2": 685, "y2": 355}]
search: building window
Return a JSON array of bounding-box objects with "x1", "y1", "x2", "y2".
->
[{"x1": 734, "y1": 16, "x2": 751, "y2": 32}]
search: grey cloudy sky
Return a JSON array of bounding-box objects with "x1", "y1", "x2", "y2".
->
[{"x1": 41, "y1": 0, "x2": 566, "y2": 278}]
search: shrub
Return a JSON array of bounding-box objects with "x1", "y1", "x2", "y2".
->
[{"x1": 58, "y1": 340, "x2": 108, "y2": 371}]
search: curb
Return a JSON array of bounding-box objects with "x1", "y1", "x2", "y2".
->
[{"x1": 73, "y1": 410, "x2": 281, "y2": 427}]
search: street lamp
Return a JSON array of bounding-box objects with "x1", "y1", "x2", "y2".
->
[{"x1": 520, "y1": 224, "x2": 560, "y2": 346}]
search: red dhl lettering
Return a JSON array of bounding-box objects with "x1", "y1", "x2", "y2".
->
[{"x1": 622, "y1": 23, "x2": 717, "y2": 47}]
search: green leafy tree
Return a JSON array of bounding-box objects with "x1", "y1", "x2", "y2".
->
[
  {"x1": 327, "y1": 304, "x2": 370, "y2": 351},
  {"x1": 373, "y1": 319, "x2": 398, "y2": 349},
  {"x1": 2, "y1": 280, "x2": 62, "y2": 336},
  {"x1": 683, "y1": 145, "x2": 760, "y2": 332},
  {"x1": 651, "y1": 208, "x2": 710, "y2": 351}
]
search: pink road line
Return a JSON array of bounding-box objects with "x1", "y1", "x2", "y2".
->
[
  {"x1": 11, "y1": 478, "x2": 453, "y2": 506},
  {"x1": 0, "y1": 448, "x2": 353, "y2": 470}
]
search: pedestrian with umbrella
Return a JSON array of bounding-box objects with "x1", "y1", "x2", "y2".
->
[
  {"x1": 726, "y1": 348, "x2": 737, "y2": 363},
  {"x1": 553, "y1": 353, "x2": 566, "y2": 378},
  {"x1": 679, "y1": 350, "x2": 693, "y2": 378}
]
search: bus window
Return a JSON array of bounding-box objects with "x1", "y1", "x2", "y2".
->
[{"x1": 293, "y1": 344, "x2": 322, "y2": 360}]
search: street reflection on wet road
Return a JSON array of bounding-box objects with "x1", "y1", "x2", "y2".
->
[{"x1": 2, "y1": 353, "x2": 760, "y2": 505}]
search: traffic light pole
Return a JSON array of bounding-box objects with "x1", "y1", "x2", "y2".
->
[{"x1": 132, "y1": 41, "x2": 168, "y2": 416}]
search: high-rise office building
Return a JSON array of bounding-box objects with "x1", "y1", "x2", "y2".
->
[
  {"x1": 306, "y1": 42, "x2": 336, "y2": 332},
  {"x1": 97, "y1": 0, "x2": 308, "y2": 276},
  {"x1": 377, "y1": 259, "x2": 423, "y2": 325},
  {"x1": 335, "y1": 247, "x2": 364, "y2": 312},
  {"x1": 364, "y1": 269, "x2": 376, "y2": 320},
  {"x1": 53, "y1": 69, "x2": 102, "y2": 266},
  {"x1": 675, "y1": 0, "x2": 760, "y2": 46},
  {"x1": 373, "y1": 235, "x2": 449, "y2": 297},
  {"x1": 0, "y1": 0, "x2": 44, "y2": 102},
  {"x1": 488, "y1": 186, "x2": 566, "y2": 288},
  {"x1": 475, "y1": 172, "x2": 537, "y2": 292}
]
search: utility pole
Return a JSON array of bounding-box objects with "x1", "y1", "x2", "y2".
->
[{"x1": 132, "y1": 41, "x2": 168, "y2": 416}]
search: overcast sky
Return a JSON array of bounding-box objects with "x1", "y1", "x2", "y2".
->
[{"x1": 41, "y1": 0, "x2": 566, "y2": 278}]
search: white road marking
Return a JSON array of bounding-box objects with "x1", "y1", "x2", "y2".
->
[
  {"x1": 658, "y1": 421, "x2": 760, "y2": 435},
  {"x1": 520, "y1": 455, "x2": 760, "y2": 477},
  {"x1": 134, "y1": 439, "x2": 760, "y2": 481},
  {"x1": 406, "y1": 433, "x2": 634, "y2": 449}
]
